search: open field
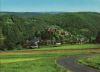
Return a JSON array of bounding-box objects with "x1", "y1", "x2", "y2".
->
[
  {"x1": 0, "y1": 44, "x2": 100, "y2": 54},
  {"x1": 79, "y1": 54, "x2": 100, "y2": 69},
  {"x1": 0, "y1": 44, "x2": 100, "y2": 53},
  {"x1": 0, "y1": 52, "x2": 82, "y2": 72},
  {"x1": 0, "y1": 44, "x2": 100, "y2": 72},
  {"x1": 35, "y1": 44, "x2": 100, "y2": 50}
]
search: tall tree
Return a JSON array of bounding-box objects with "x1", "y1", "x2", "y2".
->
[{"x1": 96, "y1": 32, "x2": 100, "y2": 43}]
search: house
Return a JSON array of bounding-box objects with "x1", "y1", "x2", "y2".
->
[{"x1": 25, "y1": 37, "x2": 40, "y2": 48}]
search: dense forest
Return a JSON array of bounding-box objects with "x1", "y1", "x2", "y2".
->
[{"x1": 0, "y1": 12, "x2": 100, "y2": 50}]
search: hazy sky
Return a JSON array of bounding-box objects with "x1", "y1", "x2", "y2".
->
[{"x1": 0, "y1": 0, "x2": 100, "y2": 12}]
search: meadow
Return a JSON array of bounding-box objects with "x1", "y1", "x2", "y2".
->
[
  {"x1": 0, "y1": 44, "x2": 100, "y2": 72},
  {"x1": 2, "y1": 44, "x2": 100, "y2": 52},
  {"x1": 34, "y1": 44, "x2": 100, "y2": 50},
  {"x1": 0, "y1": 52, "x2": 82, "y2": 72}
]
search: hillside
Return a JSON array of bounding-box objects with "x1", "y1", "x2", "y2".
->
[{"x1": 0, "y1": 12, "x2": 100, "y2": 50}]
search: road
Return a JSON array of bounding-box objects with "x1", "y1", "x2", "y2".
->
[{"x1": 57, "y1": 54, "x2": 100, "y2": 72}]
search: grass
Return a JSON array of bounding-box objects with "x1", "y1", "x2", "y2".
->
[
  {"x1": 0, "y1": 52, "x2": 82, "y2": 72},
  {"x1": 35, "y1": 44, "x2": 100, "y2": 50},
  {"x1": 0, "y1": 44, "x2": 100, "y2": 72},
  {"x1": 79, "y1": 54, "x2": 100, "y2": 69},
  {"x1": 2, "y1": 44, "x2": 99, "y2": 52},
  {"x1": 0, "y1": 57, "x2": 57, "y2": 72},
  {"x1": 0, "y1": 58, "x2": 41, "y2": 63}
]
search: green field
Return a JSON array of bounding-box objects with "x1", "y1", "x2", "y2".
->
[
  {"x1": 79, "y1": 54, "x2": 100, "y2": 69},
  {"x1": 2, "y1": 44, "x2": 100, "y2": 52},
  {"x1": 0, "y1": 52, "x2": 82, "y2": 72},
  {"x1": 0, "y1": 44, "x2": 100, "y2": 72},
  {"x1": 35, "y1": 44, "x2": 100, "y2": 50}
]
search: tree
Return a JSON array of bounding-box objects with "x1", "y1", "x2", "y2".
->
[
  {"x1": 96, "y1": 32, "x2": 100, "y2": 43},
  {"x1": 0, "y1": 28, "x2": 4, "y2": 49}
]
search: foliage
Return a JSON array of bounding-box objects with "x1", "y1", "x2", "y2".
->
[
  {"x1": 0, "y1": 12, "x2": 100, "y2": 50},
  {"x1": 96, "y1": 32, "x2": 100, "y2": 43}
]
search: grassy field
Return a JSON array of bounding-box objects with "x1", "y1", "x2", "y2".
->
[
  {"x1": 0, "y1": 52, "x2": 83, "y2": 72},
  {"x1": 0, "y1": 44, "x2": 100, "y2": 72},
  {"x1": 35, "y1": 44, "x2": 100, "y2": 50},
  {"x1": 3, "y1": 44, "x2": 99, "y2": 52},
  {"x1": 79, "y1": 54, "x2": 100, "y2": 69}
]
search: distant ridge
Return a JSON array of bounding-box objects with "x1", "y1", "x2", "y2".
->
[{"x1": 0, "y1": 12, "x2": 100, "y2": 17}]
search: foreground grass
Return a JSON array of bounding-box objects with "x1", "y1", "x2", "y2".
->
[
  {"x1": 79, "y1": 54, "x2": 100, "y2": 69},
  {"x1": 0, "y1": 52, "x2": 82, "y2": 72},
  {"x1": 0, "y1": 57, "x2": 59, "y2": 72},
  {"x1": 0, "y1": 44, "x2": 100, "y2": 72}
]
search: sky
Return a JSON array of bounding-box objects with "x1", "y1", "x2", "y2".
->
[{"x1": 0, "y1": 0, "x2": 100, "y2": 12}]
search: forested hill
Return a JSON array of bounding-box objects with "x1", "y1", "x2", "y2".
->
[
  {"x1": 0, "y1": 12, "x2": 58, "y2": 17},
  {"x1": 0, "y1": 12, "x2": 100, "y2": 50}
]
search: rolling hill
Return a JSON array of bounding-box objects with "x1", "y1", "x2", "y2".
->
[{"x1": 0, "y1": 12, "x2": 100, "y2": 49}]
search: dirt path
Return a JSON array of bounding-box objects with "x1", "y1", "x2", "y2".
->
[
  {"x1": 0, "y1": 48, "x2": 100, "y2": 54},
  {"x1": 57, "y1": 54, "x2": 100, "y2": 72}
]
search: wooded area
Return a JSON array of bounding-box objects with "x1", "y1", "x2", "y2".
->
[{"x1": 0, "y1": 12, "x2": 100, "y2": 50}]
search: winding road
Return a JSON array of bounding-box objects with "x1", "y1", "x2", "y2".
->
[{"x1": 57, "y1": 54, "x2": 100, "y2": 72}]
